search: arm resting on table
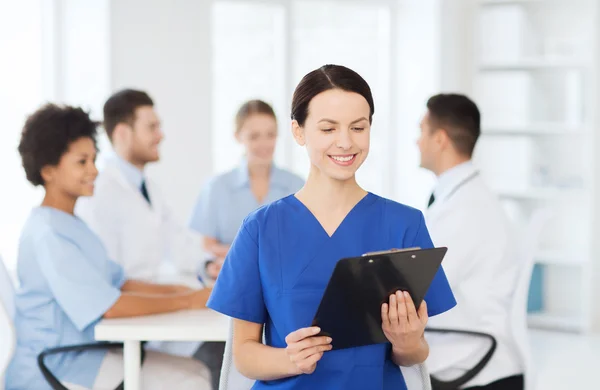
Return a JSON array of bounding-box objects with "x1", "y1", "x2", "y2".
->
[
  {"x1": 104, "y1": 289, "x2": 211, "y2": 319},
  {"x1": 120, "y1": 279, "x2": 192, "y2": 295}
]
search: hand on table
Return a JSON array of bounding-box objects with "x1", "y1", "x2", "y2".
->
[
  {"x1": 206, "y1": 258, "x2": 224, "y2": 280},
  {"x1": 188, "y1": 287, "x2": 213, "y2": 309}
]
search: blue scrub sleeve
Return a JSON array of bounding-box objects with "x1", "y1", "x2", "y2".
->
[
  {"x1": 207, "y1": 220, "x2": 266, "y2": 324},
  {"x1": 108, "y1": 259, "x2": 126, "y2": 288},
  {"x1": 408, "y1": 212, "x2": 457, "y2": 317},
  {"x1": 189, "y1": 179, "x2": 219, "y2": 238},
  {"x1": 36, "y1": 232, "x2": 122, "y2": 331}
]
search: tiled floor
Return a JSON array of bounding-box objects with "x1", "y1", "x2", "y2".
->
[{"x1": 530, "y1": 329, "x2": 600, "y2": 389}]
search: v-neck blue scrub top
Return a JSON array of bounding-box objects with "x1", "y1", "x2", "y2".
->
[{"x1": 207, "y1": 193, "x2": 456, "y2": 390}]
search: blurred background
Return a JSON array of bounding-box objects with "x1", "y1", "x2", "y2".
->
[{"x1": 0, "y1": 0, "x2": 599, "y2": 387}]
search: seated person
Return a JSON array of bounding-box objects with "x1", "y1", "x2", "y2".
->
[
  {"x1": 189, "y1": 99, "x2": 304, "y2": 280},
  {"x1": 76, "y1": 89, "x2": 207, "y2": 282},
  {"x1": 417, "y1": 94, "x2": 523, "y2": 389},
  {"x1": 74, "y1": 89, "x2": 218, "y2": 384},
  {"x1": 5, "y1": 104, "x2": 212, "y2": 390},
  {"x1": 189, "y1": 100, "x2": 303, "y2": 390}
]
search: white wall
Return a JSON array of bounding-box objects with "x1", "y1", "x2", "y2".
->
[
  {"x1": 592, "y1": 2, "x2": 600, "y2": 332},
  {"x1": 59, "y1": 0, "x2": 111, "y2": 118},
  {"x1": 392, "y1": 0, "x2": 442, "y2": 208},
  {"x1": 109, "y1": 0, "x2": 213, "y2": 223},
  {"x1": 439, "y1": 0, "x2": 476, "y2": 94}
]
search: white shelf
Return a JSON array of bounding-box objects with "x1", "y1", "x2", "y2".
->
[
  {"x1": 480, "y1": 0, "x2": 544, "y2": 4},
  {"x1": 476, "y1": 0, "x2": 597, "y2": 334},
  {"x1": 478, "y1": 59, "x2": 590, "y2": 71},
  {"x1": 480, "y1": 0, "x2": 591, "y2": 6},
  {"x1": 528, "y1": 313, "x2": 584, "y2": 332},
  {"x1": 534, "y1": 250, "x2": 588, "y2": 266},
  {"x1": 482, "y1": 123, "x2": 587, "y2": 136},
  {"x1": 495, "y1": 187, "x2": 587, "y2": 200}
]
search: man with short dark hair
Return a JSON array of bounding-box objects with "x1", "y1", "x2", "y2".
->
[
  {"x1": 418, "y1": 94, "x2": 524, "y2": 390},
  {"x1": 78, "y1": 88, "x2": 203, "y2": 285},
  {"x1": 76, "y1": 89, "x2": 224, "y2": 389}
]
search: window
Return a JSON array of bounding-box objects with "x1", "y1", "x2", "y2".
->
[
  {"x1": 0, "y1": 0, "x2": 47, "y2": 273},
  {"x1": 0, "y1": 0, "x2": 110, "y2": 274},
  {"x1": 211, "y1": 2, "x2": 287, "y2": 174}
]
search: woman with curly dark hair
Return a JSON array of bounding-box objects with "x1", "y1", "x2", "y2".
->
[{"x1": 5, "y1": 104, "x2": 212, "y2": 390}]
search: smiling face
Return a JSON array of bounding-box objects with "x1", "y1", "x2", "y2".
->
[
  {"x1": 41, "y1": 136, "x2": 98, "y2": 198},
  {"x1": 292, "y1": 88, "x2": 371, "y2": 182}
]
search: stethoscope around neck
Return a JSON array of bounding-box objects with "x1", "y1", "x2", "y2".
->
[{"x1": 436, "y1": 170, "x2": 480, "y2": 205}]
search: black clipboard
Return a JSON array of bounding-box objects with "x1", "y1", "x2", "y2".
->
[{"x1": 311, "y1": 247, "x2": 448, "y2": 350}]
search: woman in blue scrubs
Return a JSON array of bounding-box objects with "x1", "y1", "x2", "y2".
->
[
  {"x1": 207, "y1": 65, "x2": 456, "y2": 390},
  {"x1": 6, "y1": 104, "x2": 212, "y2": 390},
  {"x1": 189, "y1": 100, "x2": 303, "y2": 280}
]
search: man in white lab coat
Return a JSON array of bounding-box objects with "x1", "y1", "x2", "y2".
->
[
  {"x1": 417, "y1": 94, "x2": 524, "y2": 390},
  {"x1": 76, "y1": 89, "x2": 223, "y2": 390}
]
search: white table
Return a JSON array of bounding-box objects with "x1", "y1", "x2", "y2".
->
[{"x1": 95, "y1": 309, "x2": 228, "y2": 390}]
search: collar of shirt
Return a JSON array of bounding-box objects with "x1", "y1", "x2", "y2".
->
[
  {"x1": 111, "y1": 154, "x2": 145, "y2": 190},
  {"x1": 232, "y1": 158, "x2": 288, "y2": 190},
  {"x1": 433, "y1": 160, "x2": 476, "y2": 203}
]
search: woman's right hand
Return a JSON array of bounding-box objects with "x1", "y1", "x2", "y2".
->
[
  {"x1": 206, "y1": 259, "x2": 223, "y2": 280},
  {"x1": 284, "y1": 327, "x2": 332, "y2": 375}
]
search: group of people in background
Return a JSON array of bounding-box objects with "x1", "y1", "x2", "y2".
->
[{"x1": 3, "y1": 64, "x2": 524, "y2": 390}]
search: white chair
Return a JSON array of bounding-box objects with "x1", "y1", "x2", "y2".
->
[
  {"x1": 0, "y1": 255, "x2": 16, "y2": 390},
  {"x1": 219, "y1": 318, "x2": 432, "y2": 390},
  {"x1": 510, "y1": 209, "x2": 551, "y2": 390}
]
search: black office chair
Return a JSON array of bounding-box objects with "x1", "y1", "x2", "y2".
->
[
  {"x1": 427, "y1": 328, "x2": 497, "y2": 390},
  {"x1": 37, "y1": 342, "x2": 146, "y2": 390}
]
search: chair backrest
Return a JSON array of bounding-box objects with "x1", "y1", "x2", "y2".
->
[
  {"x1": 509, "y1": 209, "x2": 551, "y2": 390},
  {"x1": 219, "y1": 318, "x2": 431, "y2": 390},
  {"x1": 0, "y1": 254, "x2": 16, "y2": 390}
]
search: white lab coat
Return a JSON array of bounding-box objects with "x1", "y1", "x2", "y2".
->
[
  {"x1": 76, "y1": 157, "x2": 206, "y2": 357},
  {"x1": 76, "y1": 158, "x2": 204, "y2": 281},
  {"x1": 424, "y1": 162, "x2": 523, "y2": 388}
]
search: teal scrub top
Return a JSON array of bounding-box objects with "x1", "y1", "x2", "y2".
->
[{"x1": 5, "y1": 207, "x2": 125, "y2": 390}]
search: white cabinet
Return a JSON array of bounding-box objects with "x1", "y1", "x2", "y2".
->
[{"x1": 473, "y1": 0, "x2": 598, "y2": 332}]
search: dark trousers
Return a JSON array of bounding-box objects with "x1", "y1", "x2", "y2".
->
[
  {"x1": 463, "y1": 375, "x2": 524, "y2": 390},
  {"x1": 193, "y1": 341, "x2": 226, "y2": 390}
]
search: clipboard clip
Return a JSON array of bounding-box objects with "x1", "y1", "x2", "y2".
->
[{"x1": 361, "y1": 247, "x2": 421, "y2": 257}]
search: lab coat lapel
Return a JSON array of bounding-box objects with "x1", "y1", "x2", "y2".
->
[
  {"x1": 101, "y1": 159, "x2": 165, "y2": 279},
  {"x1": 425, "y1": 197, "x2": 446, "y2": 225},
  {"x1": 426, "y1": 164, "x2": 478, "y2": 224},
  {"x1": 103, "y1": 159, "x2": 153, "y2": 209}
]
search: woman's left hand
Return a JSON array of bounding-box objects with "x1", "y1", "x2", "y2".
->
[{"x1": 381, "y1": 290, "x2": 428, "y2": 354}]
